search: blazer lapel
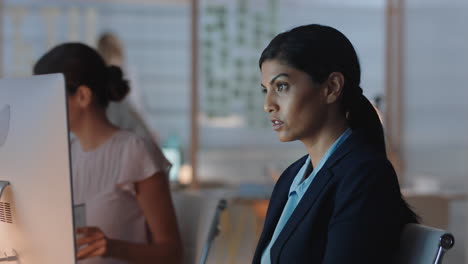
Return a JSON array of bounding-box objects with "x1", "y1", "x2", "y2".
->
[
  {"x1": 269, "y1": 133, "x2": 359, "y2": 264},
  {"x1": 269, "y1": 168, "x2": 335, "y2": 264},
  {"x1": 253, "y1": 155, "x2": 307, "y2": 263}
]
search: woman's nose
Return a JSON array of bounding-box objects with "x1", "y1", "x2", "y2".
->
[{"x1": 263, "y1": 92, "x2": 278, "y2": 113}]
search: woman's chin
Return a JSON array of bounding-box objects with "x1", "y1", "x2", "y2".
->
[{"x1": 277, "y1": 133, "x2": 294, "y2": 142}]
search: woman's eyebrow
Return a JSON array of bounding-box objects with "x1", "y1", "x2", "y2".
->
[
  {"x1": 270, "y1": 73, "x2": 289, "y2": 85},
  {"x1": 261, "y1": 73, "x2": 289, "y2": 88}
]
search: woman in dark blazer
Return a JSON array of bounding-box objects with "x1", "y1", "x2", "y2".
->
[{"x1": 253, "y1": 24, "x2": 418, "y2": 264}]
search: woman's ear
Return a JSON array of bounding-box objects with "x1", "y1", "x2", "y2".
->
[
  {"x1": 75, "y1": 85, "x2": 93, "y2": 108},
  {"x1": 324, "y1": 72, "x2": 344, "y2": 104}
]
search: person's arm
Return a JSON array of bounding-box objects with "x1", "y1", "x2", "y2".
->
[
  {"x1": 76, "y1": 171, "x2": 182, "y2": 264},
  {"x1": 321, "y1": 160, "x2": 404, "y2": 264}
]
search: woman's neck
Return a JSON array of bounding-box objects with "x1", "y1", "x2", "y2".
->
[
  {"x1": 302, "y1": 117, "x2": 349, "y2": 170},
  {"x1": 73, "y1": 109, "x2": 119, "y2": 152}
]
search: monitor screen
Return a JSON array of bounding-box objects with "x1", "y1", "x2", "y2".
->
[{"x1": 0, "y1": 74, "x2": 76, "y2": 263}]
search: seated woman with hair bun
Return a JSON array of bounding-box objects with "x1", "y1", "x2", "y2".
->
[{"x1": 33, "y1": 43, "x2": 182, "y2": 264}]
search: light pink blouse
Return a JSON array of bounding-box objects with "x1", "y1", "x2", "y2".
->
[{"x1": 71, "y1": 130, "x2": 171, "y2": 264}]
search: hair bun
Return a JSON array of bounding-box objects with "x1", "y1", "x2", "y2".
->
[{"x1": 106, "y1": 65, "x2": 130, "y2": 102}]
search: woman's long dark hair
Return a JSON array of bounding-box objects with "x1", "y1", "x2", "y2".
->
[
  {"x1": 259, "y1": 24, "x2": 386, "y2": 155},
  {"x1": 33, "y1": 42, "x2": 129, "y2": 108}
]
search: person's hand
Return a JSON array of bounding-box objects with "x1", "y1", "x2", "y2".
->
[{"x1": 76, "y1": 226, "x2": 113, "y2": 260}]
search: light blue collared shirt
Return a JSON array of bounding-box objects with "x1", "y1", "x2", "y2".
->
[{"x1": 261, "y1": 128, "x2": 352, "y2": 264}]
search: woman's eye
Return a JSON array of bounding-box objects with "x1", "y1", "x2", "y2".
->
[
  {"x1": 276, "y1": 83, "x2": 288, "y2": 92},
  {"x1": 261, "y1": 87, "x2": 267, "y2": 94}
]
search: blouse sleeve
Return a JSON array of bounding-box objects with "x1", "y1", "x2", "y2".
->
[{"x1": 116, "y1": 134, "x2": 172, "y2": 195}]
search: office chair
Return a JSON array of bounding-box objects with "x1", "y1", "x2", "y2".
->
[
  {"x1": 172, "y1": 191, "x2": 227, "y2": 264},
  {"x1": 393, "y1": 223, "x2": 455, "y2": 264}
]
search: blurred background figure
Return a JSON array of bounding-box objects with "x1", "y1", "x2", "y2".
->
[
  {"x1": 97, "y1": 32, "x2": 157, "y2": 145},
  {"x1": 97, "y1": 32, "x2": 124, "y2": 67},
  {"x1": 96, "y1": 31, "x2": 183, "y2": 184}
]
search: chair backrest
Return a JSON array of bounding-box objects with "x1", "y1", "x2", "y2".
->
[
  {"x1": 172, "y1": 191, "x2": 227, "y2": 264},
  {"x1": 393, "y1": 223, "x2": 455, "y2": 264}
]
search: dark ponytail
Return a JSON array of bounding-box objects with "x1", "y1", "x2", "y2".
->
[
  {"x1": 33, "y1": 42, "x2": 130, "y2": 108},
  {"x1": 348, "y1": 93, "x2": 386, "y2": 154},
  {"x1": 259, "y1": 24, "x2": 386, "y2": 154}
]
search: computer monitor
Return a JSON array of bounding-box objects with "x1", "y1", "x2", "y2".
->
[{"x1": 0, "y1": 74, "x2": 76, "y2": 263}]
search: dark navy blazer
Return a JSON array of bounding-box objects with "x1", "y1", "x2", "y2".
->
[{"x1": 253, "y1": 132, "x2": 417, "y2": 264}]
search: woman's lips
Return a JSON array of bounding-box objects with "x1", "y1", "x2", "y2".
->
[{"x1": 271, "y1": 120, "x2": 284, "y2": 131}]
